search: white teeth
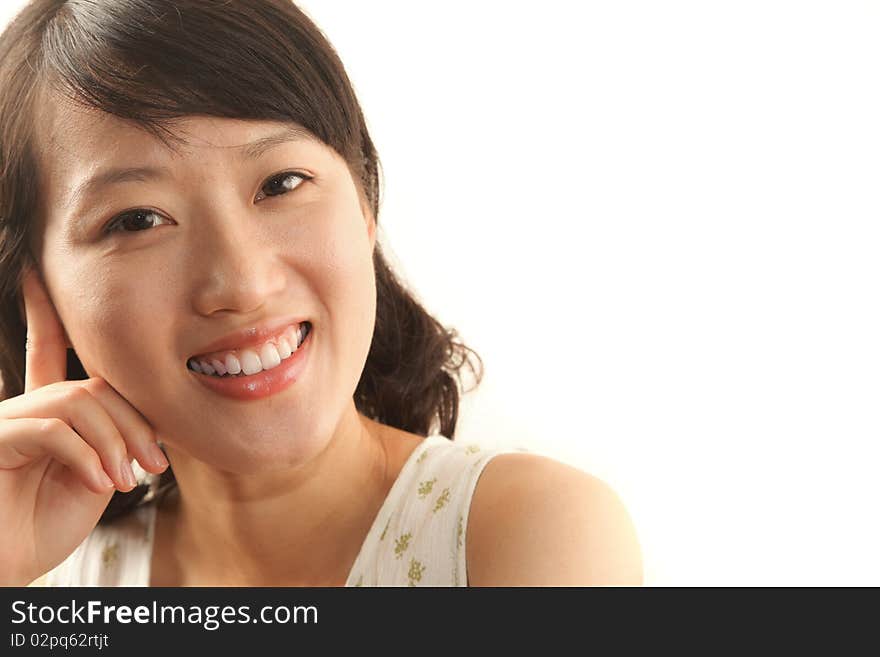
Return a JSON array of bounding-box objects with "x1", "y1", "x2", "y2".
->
[
  {"x1": 292, "y1": 327, "x2": 303, "y2": 349},
  {"x1": 239, "y1": 350, "x2": 263, "y2": 376},
  {"x1": 224, "y1": 353, "x2": 242, "y2": 375},
  {"x1": 294, "y1": 322, "x2": 310, "y2": 348},
  {"x1": 259, "y1": 342, "x2": 282, "y2": 370},
  {"x1": 190, "y1": 321, "x2": 311, "y2": 377}
]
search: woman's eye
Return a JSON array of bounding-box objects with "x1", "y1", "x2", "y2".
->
[
  {"x1": 104, "y1": 209, "x2": 170, "y2": 235},
  {"x1": 256, "y1": 171, "x2": 311, "y2": 201},
  {"x1": 100, "y1": 171, "x2": 310, "y2": 236}
]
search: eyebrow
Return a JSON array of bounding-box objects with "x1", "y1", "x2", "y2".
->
[
  {"x1": 68, "y1": 126, "x2": 314, "y2": 211},
  {"x1": 240, "y1": 125, "x2": 313, "y2": 159}
]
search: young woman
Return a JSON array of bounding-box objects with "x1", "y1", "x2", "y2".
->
[{"x1": 0, "y1": 0, "x2": 642, "y2": 587}]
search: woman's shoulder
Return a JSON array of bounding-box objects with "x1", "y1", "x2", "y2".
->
[{"x1": 465, "y1": 451, "x2": 644, "y2": 586}]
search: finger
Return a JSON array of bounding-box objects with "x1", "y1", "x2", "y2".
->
[
  {"x1": 0, "y1": 383, "x2": 141, "y2": 492},
  {"x1": 22, "y1": 268, "x2": 68, "y2": 393},
  {"x1": 0, "y1": 417, "x2": 116, "y2": 494},
  {"x1": 40, "y1": 385, "x2": 142, "y2": 492},
  {"x1": 80, "y1": 377, "x2": 169, "y2": 475}
]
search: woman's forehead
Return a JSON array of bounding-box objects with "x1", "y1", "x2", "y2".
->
[{"x1": 38, "y1": 101, "x2": 318, "y2": 163}]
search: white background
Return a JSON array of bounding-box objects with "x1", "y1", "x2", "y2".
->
[{"x1": 2, "y1": 1, "x2": 878, "y2": 586}]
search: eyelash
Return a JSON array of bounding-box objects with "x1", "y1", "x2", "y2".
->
[{"x1": 102, "y1": 170, "x2": 312, "y2": 235}]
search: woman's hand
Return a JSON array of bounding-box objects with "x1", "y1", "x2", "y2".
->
[{"x1": 0, "y1": 267, "x2": 169, "y2": 586}]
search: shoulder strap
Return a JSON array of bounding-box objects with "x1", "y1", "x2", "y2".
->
[{"x1": 349, "y1": 436, "x2": 527, "y2": 586}]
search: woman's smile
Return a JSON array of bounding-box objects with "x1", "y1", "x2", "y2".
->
[
  {"x1": 186, "y1": 319, "x2": 311, "y2": 375},
  {"x1": 187, "y1": 320, "x2": 314, "y2": 401}
]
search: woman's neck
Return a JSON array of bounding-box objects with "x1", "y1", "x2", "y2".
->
[{"x1": 150, "y1": 407, "x2": 412, "y2": 586}]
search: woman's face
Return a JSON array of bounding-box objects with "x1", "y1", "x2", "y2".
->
[{"x1": 30, "y1": 100, "x2": 378, "y2": 472}]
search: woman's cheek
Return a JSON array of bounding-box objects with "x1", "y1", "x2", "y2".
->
[{"x1": 61, "y1": 273, "x2": 154, "y2": 381}]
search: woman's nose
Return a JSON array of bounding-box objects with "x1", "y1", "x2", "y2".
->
[{"x1": 189, "y1": 208, "x2": 289, "y2": 317}]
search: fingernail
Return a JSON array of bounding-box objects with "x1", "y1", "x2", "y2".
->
[
  {"x1": 120, "y1": 457, "x2": 137, "y2": 489},
  {"x1": 95, "y1": 469, "x2": 114, "y2": 490},
  {"x1": 147, "y1": 442, "x2": 169, "y2": 469}
]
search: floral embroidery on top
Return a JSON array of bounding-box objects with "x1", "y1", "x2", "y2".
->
[
  {"x1": 354, "y1": 574, "x2": 364, "y2": 587},
  {"x1": 394, "y1": 532, "x2": 412, "y2": 559},
  {"x1": 408, "y1": 558, "x2": 425, "y2": 586},
  {"x1": 465, "y1": 444, "x2": 481, "y2": 454},
  {"x1": 417, "y1": 477, "x2": 438, "y2": 499},
  {"x1": 101, "y1": 543, "x2": 119, "y2": 567},
  {"x1": 457, "y1": 516, "x2": 464, "y2": 548},
  {"x1": 380, "y1": 516, "x2": 391, "y2": 541},
  {"x1": 432, "y1": 488, "x2": 451, "y2": 513},
  {"x1": 416, "y1": 449, "x2": 429, "y2": 464}
]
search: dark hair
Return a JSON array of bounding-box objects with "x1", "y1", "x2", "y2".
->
[{"x1": 0, "y1": 0, "x2": 483, "y2": 523}]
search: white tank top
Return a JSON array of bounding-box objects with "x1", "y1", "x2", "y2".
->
[{"x1": 35, "y1": 434, "x2": 527, "y2": 587}]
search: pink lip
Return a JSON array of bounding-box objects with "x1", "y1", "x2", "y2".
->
[
  {"x1": 188, "y1": 315, "x2": 309, "y2": 360},
  {"x1": 189, "y1": 326, "x2": 313, "y2": 401}
]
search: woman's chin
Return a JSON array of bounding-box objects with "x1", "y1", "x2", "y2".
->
[{"x1": 169, "y1": 430, "x2": 327, "y2": 474}]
